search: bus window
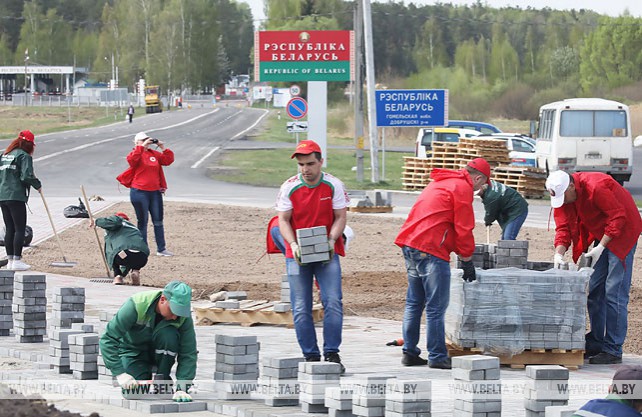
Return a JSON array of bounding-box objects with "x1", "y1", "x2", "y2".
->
[{"x1": 561, "y1": 110, "x2": 627, "y2": 137}]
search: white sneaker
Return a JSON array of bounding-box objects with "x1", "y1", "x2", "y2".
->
[
  {"x1": 156, "y1": 249, "x2": 174, "y2": 257},
  {"x1": 10, "y1": 260, "x2": 31, "y2": 271},
  {"x1": 6, "y1": 260, "x2": 13, "y2": 270}
]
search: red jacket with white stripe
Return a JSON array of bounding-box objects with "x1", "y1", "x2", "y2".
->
[
  {"x1": 395, "y1": 168, "x2": 476, "y2": 261},
  {"x1": 553, "y1": 172, "x2": 641, "y2": 262},
  {"x1": 127, "y1": 146, "x2": 174, "y2": 191}
]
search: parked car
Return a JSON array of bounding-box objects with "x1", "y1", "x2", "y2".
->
[
  {"x1": 415, "y1": 127, "x2": 481, "y2": 158},
  {"x1": 478, "y1": 133, "x2": 537, "y2": 167},
  {"x1": 445, "y1": 120, "x2": 502, "y2": 134}
]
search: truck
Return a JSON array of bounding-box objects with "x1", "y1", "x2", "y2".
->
[
  {"x1": 144, "y1": 85, "x2": 163, "y2": 114},
  {"x1": 535, "y1": 98, "x2": 636, "y2": 184}
]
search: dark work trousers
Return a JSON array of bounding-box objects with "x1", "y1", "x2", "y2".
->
[
  {"x1": 120, "y1": 325, "x2": 180, "y2": 380},
  {"x1": 0, "y1": 200, "x2": 27, "y2": 258},
  {"x1": 112, "y1": 250, "x2": 148, "y2": 277}
]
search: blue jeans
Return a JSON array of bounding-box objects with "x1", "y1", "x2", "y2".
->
[
  {"x1": 401, "y1": 246, "x2": 450, "y2": 362},
  {"x1": 130, "y1": 188, "x2": 166, "y2": 252},
  {"x1": 501, "y1": 209, "x2": 528, "y2": 240},
  {"x1": 286, "y1": 255, "x2": 343, "y2": 358},
  {"x1": 270, "y1": 226, "x2": 286, "y2": 255},
  {"x1": 585, "y1": 244, "x2": 636, "y2": 357}
]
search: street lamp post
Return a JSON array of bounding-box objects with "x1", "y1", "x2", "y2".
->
[{"x1": 24, "y1": 49, "x2": 29, "y2": 107}]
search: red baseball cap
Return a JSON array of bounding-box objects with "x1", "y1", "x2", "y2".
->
[
  {"x1": 115, "y1": 212, "x2": 130, "y2": 221},
  {"x1": 19, "y1": 130, "x2": 35, "y2": 143},
  {"x1": 291, "y1": 140, "x2": 322, "y2": 158},
  {"x1": 467, "y1": 158, "x2": 492, "y2": 185}
]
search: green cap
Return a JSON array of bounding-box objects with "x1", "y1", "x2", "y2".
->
[{"x1": 163, "y1": 281, "x2": 192, "y2": 317}]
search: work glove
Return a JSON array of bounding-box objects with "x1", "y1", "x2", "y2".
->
[
  {"x1": 172, "y1": 390, "x2": 193, "y2": 402},
  {"x1": 290, "y1": 242, "x2": 302, "y2": 265},
  {"x1": 585, "y1": 243, "x2": 605, "y2": 265},
  {"x1": 553, "y1": 253, "x2": 566, "y2": 269},
  {"x1": 116, "y1": 373, "x2": 138, "y2": 390},
  {"x1": 460, "y1": 260, "x2": 476, "y2": 283}
]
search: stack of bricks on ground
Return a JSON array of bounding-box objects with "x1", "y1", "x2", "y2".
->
[
  {"x1": 524, "y1": 365, "x2": 570, "y2": 417},
  {"x1": 299, "y1": 362, "x2": 341, "y2": 413},
  {"x1": 325, "y1": 386, "x2": 354, "y2": 417},
  {"x1": 352, "y1": 374, "x2": 394, "y2": 417},
  {"x1": 215, "y1": 334, "x2": 259, "y2": 400},
  {"x1": 385, "y1": 379, "x2": 432, "y2": 417},
  {"x1": 213, "y1": 291, "x2": 248, "y2": 310},
  {"x1": 69, "y1": 331, "x2": 100, "y2": 380},
  {"x1": 453, "y1": 355, "x2": 501, "y2": 417},
  {"x1": 297, "y1": 226, "x2": 331, "y2": 263},
  {"x1": 446, "y1": 268, "x2": 590, "y2": 351},
  {"x1": 0, "y1": 271, "x2": 13, "y2": 337},
  {"x1": 458, "y1": 240, "x2": 554, "y2": 271},
  {"x1": 258, "y1": 356, "x2": 302, "y2": 406},
  {"x1": 51, "y1": 286, "x2": 85, "y2": 328},
  {"x1": 49, "y1": 323, "x2": 94, "y2": 374},
  {"x1": 13, "y1": 273, "x2": 46, "y2": 343}
]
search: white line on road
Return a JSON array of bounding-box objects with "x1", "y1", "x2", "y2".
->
[
  {"x1": 34, "y1": 109, "x2": 221, "y2": 163},
  {"x1": 231, "y1": 110, "x2": 269, "y2": 140},
  {"x1": 191, "y1": 146, "x2": 220, "y2": 169}
]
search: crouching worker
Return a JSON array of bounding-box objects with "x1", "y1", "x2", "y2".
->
[
  {"x1": 99, "y1": 281, "x2": 197, "y2": 402},
  {"x1": 572, "y1": 364, "x2": 642, "y2": 416},
  {"x1": 90, "y1": 212, "x2": 150, "y2": 285}
]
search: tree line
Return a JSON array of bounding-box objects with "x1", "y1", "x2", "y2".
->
[{"x1": 1, "y1": 0, "x2": 641, "y2": 118}]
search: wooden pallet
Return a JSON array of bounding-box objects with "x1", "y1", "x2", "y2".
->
[
  {"x1": 348, "y1": 205, "x2": 393, "y2": 213},
  {"x1": 447, "y1": 342, "x2": 583, "y2": 370},
  {"x1": 194, "y1": 300, "x2": 323, "y2": 327}
]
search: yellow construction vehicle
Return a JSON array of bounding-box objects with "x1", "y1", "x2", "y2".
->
[{"x1": 144, "y1": 85, "x2": 163, "y2": 114}]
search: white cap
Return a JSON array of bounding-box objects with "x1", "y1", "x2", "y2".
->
[
  {"x1": 342, "y1": 225, "x2": 355, "y2": 251},
  {"x1": 134, "y1": 132, "x2": 149, "y2": 142},
  {"x1": 546, "y1": 171, "x2": 570, "y2": 208}
]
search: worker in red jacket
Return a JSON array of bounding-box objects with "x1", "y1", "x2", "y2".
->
[
  {"x1": 395, "y1": 158, "x2": 491, "y2": 370},
  {"x1": 546, "y1": 171, "x2": 642, "y2": 365}
]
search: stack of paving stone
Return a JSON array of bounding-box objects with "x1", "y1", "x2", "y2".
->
[
  {"x1": 299, "y1": 362, "x2": 342, "y2": 413},
  {"x1": 452, "y1": 355, "x2": 501, "y2": 416},
  {"x1": 49, "y1": 325, "x2": 91, "y2": 374},
  {"x1": 446, "y1": 268, "x2": 589, "y2": 351},
  {"x1": 214, "y1": 291, "x2": 248, "y2": 309},
  {"x1": 258, "y1": 356, "x2": 302, "y2": 406},
  {"x1": 296, "y1": 226, "x2": 330, "y2": 264},
  {"x1": 352, "y1": 375, "x2": 393, "y2": 417},
  {"x1": 0, "y1": 271, "x2": 13, "y2": 336},
  {"x1": 214, "y1": 334, "x2": 259, "y2": 400},
  {"x1": 460, "y1": 244, "x2": 495, "y2": 270},
  {"x1": 492, "y1": 240, "x2": 528, "y2": 269},
  {"x1": 385, "y1": 379, "x2": 431, "y2": 417},
  {"x1": 51, "y1": 287, "x2": 85, "y2": 328},
  {"x1": 12, "y1": 273, "x2": 46, "y2": 343},
  {"x1": 96, "y1": 312, "x2": 115, "y2": 384},
  {"x1": 69, "y1": 332, "x2": 99, "y2": 380},
  {"x1": 524, "y1": 365, "x2": 569, "y2": 417},
  {"x1": 543, "y1": 405, "x2": 577, "y2": 416},
  {"x1": 273, "y1": 273, "x2": 291, "y2": 313},
  {"x1": 326, "y1": 387, "x2": 354, "y2": 417}
]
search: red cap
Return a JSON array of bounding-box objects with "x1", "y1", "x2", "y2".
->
[
  {"x1": 291, "y1": 140, "x2": 322, "y2": 158},
  {"x1": 115, "y1": 212, "x2": 130, "y2": 221},
  {"x1": 19, "y1": 130, "x2": 35, "y2": 143},
  {"x1": 467, "y1": 158, "x2": 492, "y2": 185}
]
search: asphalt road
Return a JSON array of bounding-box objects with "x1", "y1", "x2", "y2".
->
[{"x1": 6, "y1": 102, "x2": 641, "y2": 228}]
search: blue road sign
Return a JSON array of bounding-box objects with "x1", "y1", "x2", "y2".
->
[
  {"x1": 375, "y1": 89, "x2": 448, "y2": 127},
  {"x1": 287, "y1": 97, "x2": 308, "y2": 120}
]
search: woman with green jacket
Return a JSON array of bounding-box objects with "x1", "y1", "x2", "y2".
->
[{"x1": 0, "y1": 130, "x2": 41, "y2": 271}]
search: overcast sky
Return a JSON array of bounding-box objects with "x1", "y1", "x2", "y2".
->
[{"x1": 239, "y1": 0, "x2": 642, "y2": 25}]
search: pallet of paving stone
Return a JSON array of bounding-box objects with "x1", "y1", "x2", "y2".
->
[
  {"x1": 194, "y1": 301, "x2": 323, "y2": 326},
  {"x1": 347, "y1": 205, "x2": 393, "y2": 213},
  {"x1": 447, "y1": 342, "x2": 583, "y2": 370}
]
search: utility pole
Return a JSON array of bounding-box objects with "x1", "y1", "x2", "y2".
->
[
  {"x1": 24, "y1": 49, "x2": 29, "y2": 107},
  {"x1": 353, "y1": 0, "x2": 364, "y2": 182},
  {"x1": 362, "y1": 0, "x2": 379, "y2": 182}
]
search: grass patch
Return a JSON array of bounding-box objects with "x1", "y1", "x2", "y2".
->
[
  {"x1": 211, "y1": 148, "x2": 409, "y2": 190},
  {"x1": 0, "y1": 106, "x2": 135, "y2": 140}
]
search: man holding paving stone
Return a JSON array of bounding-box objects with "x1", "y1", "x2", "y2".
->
[{"x1": 275, "y1": 140, "x2": 350, "y2": 374}]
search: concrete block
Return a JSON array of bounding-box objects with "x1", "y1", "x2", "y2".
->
[
  {"x1": 451, "y1": 355, "x2": 499, "y2": 371},
  {"x1": 526, "y1": 365, "x2": 569, "y2": 380},
  {"x1": 544, "y1": 405, "x2": 577, "y2": 417}
]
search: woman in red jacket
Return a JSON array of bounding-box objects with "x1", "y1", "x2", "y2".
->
[{"x1": 127, "y1": 132, "x2": 175, "y2": 256}]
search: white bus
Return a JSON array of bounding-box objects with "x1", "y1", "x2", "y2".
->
[{"x1": 535, "y1": 98, "x2": 636, "y2": 184}]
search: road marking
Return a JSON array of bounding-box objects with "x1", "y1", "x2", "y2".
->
[
  {"x1": 34, "y1": 109, "x2": 221, "y2": 163},
  {"x1": 191, "y1": 147, "x2": 220, "y2": 169},
  {"x1": 231, "y1": 110, "x2": 269, "y2": 140}
]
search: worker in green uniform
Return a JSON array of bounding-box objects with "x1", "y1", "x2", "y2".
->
[
  {"x1": 479, "y1": 179, "x2": 529, "y2": 240},
  {"x1": 90, "y1": 211, "x2": 150, "y2": 285},
  {"x1": 99, "y1": 281, "x2": 197, "y2": 402}
]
